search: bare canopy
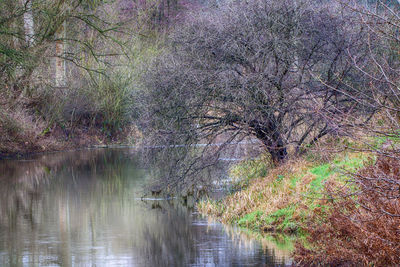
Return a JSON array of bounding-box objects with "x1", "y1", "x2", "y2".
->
[{"x1": 141, "y1": 0, "x2": 376, "y2": 164}]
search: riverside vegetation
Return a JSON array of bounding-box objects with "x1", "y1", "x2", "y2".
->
[
  {"x1": 0, "y1": 0, "x2": 174, "y2": 157},
  {"x1": 198, "y1": 135, "x2": 400, "y2": 266},
  {"x1": 140, "y1": 0, "x2": 400, "y2": 264},
  {"x1": 2, "y1": 0, "x2": 400, "y2": 266}
]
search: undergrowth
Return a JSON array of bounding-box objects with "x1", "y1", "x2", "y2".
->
[
  {"x1": 0, "y1": 38, "x2": 160, "y2": 156},
  {"x1": 198, "y1": 131, "x2": 400, "y2": 266},
  {"x1": 199, "y1": 151, "x2": 370, "y2": 232},
  {"x1": 198, "y1": 149, "x2": 376, "y2": 264},
  {"x1": 295, "y1": 154, "x2": 400, "y2": 266}
]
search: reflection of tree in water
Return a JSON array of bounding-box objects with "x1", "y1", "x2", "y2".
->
[
  {"x1": 219, "y1": 221, "x2": 293, "y2": 266},
  {"x1": 0, "y1": 158, "x2": 50, "y2": 232},
  {"x1": 138, "y1": 200, "x2": 290, "y2": 266},
  {"x1": 0, "y1": 149, "x2": 141, "y2": 266},
  {"x1": 0, "y1": 149, "x2": 291, "y2": 266},
  {"x1": 141, "y1": 137, "x2": 264, "y2": 198},
  {"x1": 0, "y1": 149, "x2": 130, "y2": 229},
  {"x1": 139, "y1": 200, "x2": 196, "y2": 266}
]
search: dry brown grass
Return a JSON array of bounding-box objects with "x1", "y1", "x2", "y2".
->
[
  {"x1": 198, "y1": 148, "x2": 393, "y2": 265},
  {"x1": 0, "y1": 104, "x2": 119, "y2": 158},
  {"x1": 0, "y1": 107, "x2": 48, "y2": 155},
  {"x1": 199, "y1": 158, "x2": 328, "y2": 229},
  {"x1": 295, "y1": 155, "x2": 400, "y2": 266}
]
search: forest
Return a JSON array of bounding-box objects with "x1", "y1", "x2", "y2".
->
[{"x1": 1, "y1": 0, "x2": 400, "y2": 266}]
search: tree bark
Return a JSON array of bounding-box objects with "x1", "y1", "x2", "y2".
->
[
  {"x1": 22, "y1": 0, "x2": 35, "y2": 46},
  {"x1": 250, "y1": 120, "x2": 288, "y2": 164},
  {"x1": 55, "y1": 20, "x2": 67, "y2": 87}
]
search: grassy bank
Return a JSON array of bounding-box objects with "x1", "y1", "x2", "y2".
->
[
  {"x1": 199, "y1": 150, "x2": 369, "y2": 233},
  {"x1": 198, "y1": 143, "x2": 400, "y2": 266}
]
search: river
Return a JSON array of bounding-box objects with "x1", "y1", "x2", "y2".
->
[{"x1": 0, "y1": 148, "x2": 292, "y2": 266}]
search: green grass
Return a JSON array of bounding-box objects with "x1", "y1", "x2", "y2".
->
[
  {"x1": 263, "y1": 205, "x2": 298, "y2": 232},
  {"x1": 309, "y1": 164, "x2": 333, "y2": 191},
  {"x1": 290, "y1": 175, "x2": 301, "y2": 188},
  {"x1": 238, "y1": 210, "x2": 264, "y2": 230},
  {"x1": 373, "y1": 131, "x2": 400, "y2": 148},
  {"x1": 305, "y1": 154, "x2": 370, "y2": 210},
  {"x1": 230, "y1": 154, "x2": 271, "y2": 191},
  {"x1": 198, "y1": 150, "x2": 375, "y2": 255},
  {"x1": 236, "y1": 206, "x2": 299, "y2": 233}
]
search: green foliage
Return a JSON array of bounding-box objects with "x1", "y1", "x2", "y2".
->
[
  {"x1": 263, "y1": 205, "x2": 298, "y2": 233},
  {"x1": 238, "y1": 210, "x2": 264, "y2": 230},
  {"x1": 88, "y1": 72, "x2": 134, "y2": 135}
]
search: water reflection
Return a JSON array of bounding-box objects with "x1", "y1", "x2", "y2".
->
[{"x1": 0, "y1": 149, "x2": 291, "y2": 266}]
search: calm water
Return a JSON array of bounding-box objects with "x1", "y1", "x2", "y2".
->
[{"x1": 0, "y1": 148, "x2": 292, "y2": 266}]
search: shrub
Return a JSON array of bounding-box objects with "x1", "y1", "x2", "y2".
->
[
  {"x1": 86, "y1": 72, "x2": 135, "y2": 135},
  {"x1": 295, "y1": 155, "x2": 400, "y2": 266}
]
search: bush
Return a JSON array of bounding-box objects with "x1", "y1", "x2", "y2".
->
[
  {"x1": 295, "y1": 155, "x2": 400, "y2": 266},
  {"x1": 86, "y1": 73, "x2": 135, "y2": 135}
]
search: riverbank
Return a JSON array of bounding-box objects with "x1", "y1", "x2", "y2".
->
[
  {"x1": 198, "y1": 142, "x2": 400, "y2": 266},
  {"x1": 0, "y1": 122, "x2": 137, "y2": 159}
]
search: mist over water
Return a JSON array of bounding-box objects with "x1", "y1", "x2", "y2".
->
[{"x1": 0, "y1": 148, "x2": 291, "y2": 266}]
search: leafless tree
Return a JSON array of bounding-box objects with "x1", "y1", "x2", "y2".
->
[
  {"x1": 141, "y1": 0, "x2": 376, "y2": 166},
  {"x1": 337, "y1": 0, "x2": 400, "y2": 215}
]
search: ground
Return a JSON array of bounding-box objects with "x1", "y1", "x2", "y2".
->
[{"x1": 198, "y1": 137, "x2": 400, "y2": 266}]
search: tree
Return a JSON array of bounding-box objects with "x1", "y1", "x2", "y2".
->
[
  {"x1": 22, "y1": 0, "x2": 35, "y2": 46},
  {"x1": 141, "y1": 0, "x2": 376, "y2": 165},
  {"x1": 55, "y1": 20, "x2": 66, "y2": 87},
  {"x1": 0, "y1": 0, "x2": 120, "y2": 91},
  {"x1": 340, "y1": 0, "x2": 400, "y2": 213}
]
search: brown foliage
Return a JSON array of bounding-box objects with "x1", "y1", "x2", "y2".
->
[{"x1": 295, "y1": 155, "x2": 400, "y2": 266}]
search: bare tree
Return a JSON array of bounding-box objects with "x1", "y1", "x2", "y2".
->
[
  {"x1": 140, "y1": 0, "x2": 376, "y2": 167},
  {"x1": 293, "y1": 3, "x2": 400, "y2": 264},
  {"x1": 0, "y1": 0, "x2": 124, "y2": 92},
  {"x1": 339, "y1": 0, "x2": 400, "y2": 214}
]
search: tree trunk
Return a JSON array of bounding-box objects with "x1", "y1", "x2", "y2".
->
[
  {"x1": 267, "y1": 140, "x2": 288, "y2": 164},
  {"x1": 7, "y1": 1, "x2": 19, "y2": 50},
  {"x1": 251, "y1": 120, "x2": 288, "y2": 164},
  {"x1": 55, "y1": 21, "x2": 66, "y2": 87},
  {"x1": 22, "y1": 0, "x2": 35, "y2": 46}
]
